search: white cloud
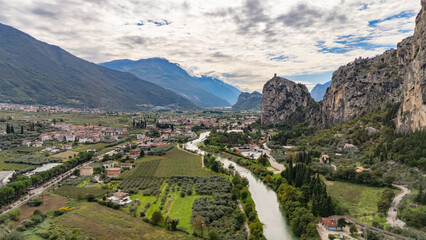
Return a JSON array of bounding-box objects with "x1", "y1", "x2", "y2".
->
[{"x1": 0, "y1": 0, "x2": 421, "y2": 91}]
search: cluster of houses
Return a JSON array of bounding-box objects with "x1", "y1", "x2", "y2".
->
[
  {"x1": 37, "y1": 124, "x2": 128, "y2": 143},
  {"x1": 0, "y1": 103, "x2": 106, "y2": 113},
  {"x1": 156, "y1": 115, "x2": 258, "y2": 129}
]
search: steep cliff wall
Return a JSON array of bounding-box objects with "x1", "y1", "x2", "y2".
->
[
  {"x1": 262, "y1": 0, "x2": 425, "y2": 132},
  {"x1": 395, "y1": 0, "x2": 426, "y2": 132}
]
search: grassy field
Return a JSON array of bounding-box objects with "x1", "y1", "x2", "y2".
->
[
  {"x1": 129, "y1": 183, "x2": 208, "y2": 232},
  {"x1": 326, "y1": 180, "x2": 400, "y2": 225},
  {"x1": 15, "y1": 194, "x2": 67, "y2": 227},
  {"x1": 130, "y1": 147, "x2": 212, "y2": 177},
  {"x1": 54, "y1": 202, "x2": 195, "y2": 240},
  {"x1": 51, "y1": 151, "x2": 79, "y2": 160}
]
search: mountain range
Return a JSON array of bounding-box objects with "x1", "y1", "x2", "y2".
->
[
  {"x1": 232, "y1": 92, "x2": 262, "y2": 111},
  {"x1": 0, "y1": 23, "x2": 198, "y2": 110},
  {"x1": 101, "y1": 58, "x2": 241, "y2": 107},
  {"x1": 310, "y1": 81, "x2": 331, "y2": 102}
]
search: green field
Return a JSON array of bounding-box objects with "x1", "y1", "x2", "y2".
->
[
  {"x1": 54, "y1": 186, "x2": 108, "y2": 198},
  {"x1": 23, "y1": 202, "x2": 195, "y2": 240},
  {"x1": 124, "y1": 147, "x2": 213, "y2": 178},
  {"x1": 326, "y1": 180, "x2": 400, "y2": 225}
]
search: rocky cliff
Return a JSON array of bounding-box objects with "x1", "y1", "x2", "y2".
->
[
  {"x1": 261, "y1": 77, "x2": 320, "y2": 125},
  {"x1": 262, "y1": 0, "x2": 425, "y2": 132},
  {"x1": 233, "y1": 91, "x2": 262, "y2": 111}
]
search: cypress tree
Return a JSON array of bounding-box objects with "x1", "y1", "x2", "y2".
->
[
  {"x1": 20, "y1": 126, "x2": 24, "y2": 134},
  {"x1": 6, "y1": 124, "x2": 10, "y2": 134},
  {"x1": 10, "y1": 125, "x2": 14, "y2": 134}
]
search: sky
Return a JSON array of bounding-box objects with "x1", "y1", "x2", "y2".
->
[{"x1": 0, "y1": 0, "x2": 421, "y2": 91}]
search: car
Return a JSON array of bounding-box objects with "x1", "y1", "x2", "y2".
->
[{"x1": 393, "y1": 208, "x2": 396, "y2": 211}]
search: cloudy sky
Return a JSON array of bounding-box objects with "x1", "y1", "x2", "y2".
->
[{"x1": 0, "y1": 0, "x2": 421, "y2": 91}]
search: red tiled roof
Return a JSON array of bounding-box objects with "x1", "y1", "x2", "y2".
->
[{"x1": 321, "y1": 218, "x2": 338, "y2": 227}]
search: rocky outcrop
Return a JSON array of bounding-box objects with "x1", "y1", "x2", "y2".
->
[
  {"x1": 395, "y1": 0, "x2": 426, "y2": 132},
  {"x1": 232, "y1": 91, "x2": 262, "y2": 111},
  {"x1": 261, "y1": 76, "x2": 320, "y2": 125},
  {"x1": 262, "y1": 0, "x2": 426, "y2": 132}
]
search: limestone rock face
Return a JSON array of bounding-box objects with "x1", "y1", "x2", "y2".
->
[
  {"x1": 261, "y1": 0, "x2": 426, "y2": 132},
  {"x1": 232, "y1": 91, "x2": 262, "y2": 111},
  {"x1": 395, "y1": 0, "x2": 426, "y2": 132},
  {"x1": 261, "y1": 77, "x2": 319, "y2": 125}
]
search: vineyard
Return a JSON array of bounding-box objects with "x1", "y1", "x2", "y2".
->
[{"x1": 120, "y1": 160, "x2": 160, "y2": 178}]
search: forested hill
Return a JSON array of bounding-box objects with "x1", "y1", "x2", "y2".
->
[{"x1": 0, "y1": 23, "x2": 197, "y2": 110}]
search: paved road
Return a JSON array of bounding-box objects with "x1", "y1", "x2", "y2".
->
[
  {"x1": 387, "y1": 185, "x2": 411, "y2": 228},
  {"x1": 4, "y1": 161, "x2": 92, "y2": 214},
  {"x1": 262, "y1": 143, "x2": 285, "y2": 174}
]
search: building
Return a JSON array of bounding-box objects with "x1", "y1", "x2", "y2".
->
[
  {"x1": 80, "y1": 166, "x2": 93, "y2": 176},
  {"x1": 321, "y1": 218, "x2": 339, "y2": 231},
  {"x1": 320, "y1": 154, "x2": 330, "y2": 163},
  {"x1": 356, "y1": 167, "x2": 370, "y2": 173},
  {"x1": 87, "y1": 148, "x2": 96, "y2": 152},
  {"x1": 33, "y1": 141, "x2": 43, "y2": 148},
  {"x1": 108, "y1": 191, "x2": 131, "y2": 205},
  {"x1": 121, "y1": 163, "x2": 133, "y2": 169},
  {"x1": 103, "y1": 161, "x2": 115, "y2": 168},
  {"x1": 65, "y1": 135, "x2": 75, "y2": 142},
  {"x1": 106, "y1": 168, "x2": 121, "y2": 178},
  {"x1": 62, "y1": 144, "x2": 72, "y2": 150},
  {"x1": 22, "y1": 140, "x2": 31, "y2": 147},
  {"x1": 129, "y1": 149, "x2": 141, "y2": 159}
]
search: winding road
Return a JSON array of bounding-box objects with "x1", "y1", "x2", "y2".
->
[
  {"x1": 262, "y1": 143, "x2": 285, "y2": 174},
  {"x1": 387, "y1": 184, "x2": 411, "y2": 228}
]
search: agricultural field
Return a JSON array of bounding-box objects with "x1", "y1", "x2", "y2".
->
[
  {"x1": 129, "y1": 147, "x2": 213, "y2": 177},
  {"x1": 53, "y1": 186, "x2": 109, "y2": 199},
  {"x1": 51, "y1": 151, "x2": 79, "y2": 161},
  {"x1": 326, "y1": 180, "x2": 400, "y2": 226}
]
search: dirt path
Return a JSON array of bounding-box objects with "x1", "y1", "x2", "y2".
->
[
  {"x1": 237, "y1": 199, "x2": 250, "y2": 238},
  {"x1": 387, "y1": 185, "x2": 411, "y2": 228},
  {"x1": 262, "y1": 143, "x2": 285, "y2": 174}
]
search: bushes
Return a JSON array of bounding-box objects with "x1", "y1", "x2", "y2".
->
[
  {"x1": 27, "y1": 196, "x2": 43, "y2": 207},
  {"x1": 97, "y1": 200, "x2": 120, "y2": 210},
  {"x1": 377, "y1": 189, "x2": 395, "y2": 214}
]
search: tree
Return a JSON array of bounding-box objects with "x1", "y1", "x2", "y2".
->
[
  {"x1": 192, "y1": 215, "x2": 206, "y2": 237},
  {"x1": 208, "y1": 230, "x2": 219, "y2": 240},
  {"x1": 6, "y1": 123, "x2": 10, "y2": 134},
  {"x1": 166, "y1": 218, "x2": 179, "y2": 231},
  {"x1": 349, "y1": 224, "x2": 357, "y2": 234},
  {"x1": 10, "y1": 125, "x2": 14, "y2": 134},
  {"x1": 140, "y1": 150, "x2": 145, "y2": 157},
  {"x1": 20, "y1": 126, "x2": 24, "y2": 134},
  {"x1": 258, "y1": 154, "x2": 268, "y2": 166},
  {"x1": 151, "y1": 211, "x2": 163, "y2": 225},
  {"x1": 337, "y1": 218, "x2": 346, "y2": 228}
]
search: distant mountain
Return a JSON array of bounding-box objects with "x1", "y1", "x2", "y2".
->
[
  {"x1": 232, "y1": 91, "x2": 262, "y2": 111},
  {"x1": 310, "y1": 81, "x2": 331, "y2": 102},
  {"x1": 101, "y1": 58, "x2": 240, "y2": 107},
  {"x1": 194, "y1": 76, "x2": 241, "y2": 105},
  {"x1": 0, "y1": 23, "x2": 197, "y2": 110}
]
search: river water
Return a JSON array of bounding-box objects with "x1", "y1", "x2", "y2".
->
[{"x1": 184, "y1": 132, "x2": 294, "y2": 240}]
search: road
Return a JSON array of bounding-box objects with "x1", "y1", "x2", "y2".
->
[
  {"x1": 3, "y1": 160, "x2": 92, "y2": 214},
  {"x1": 387, "y1": 184, "x2": 411, "y2": 228},
  {"x1": 262, "y1": 143, "x2": 285, "y2": 174}
]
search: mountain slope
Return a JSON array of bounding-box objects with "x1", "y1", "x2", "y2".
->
[
  {"x1": 233, "y1": 91, "x2": 262, "y2": 111},
  {"x1": 310, "y1": 81, "x2": 331, "y2": 102},
  {"x1": 194, "y1": 76, "x2": 241, "y2": 105},
  {"x1": 0, "y1": 23, "x2": 197, "y2": 110},
  {"x1": 100, "y1": 58, "x2": 240, "y2": 107}
]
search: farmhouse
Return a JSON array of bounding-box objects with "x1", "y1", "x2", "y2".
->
[
  {"x1": 103, "y1": 161, "x2": 115, "y2": 168},
  {"x1": 321, "y1": 217, "x2": 339, "y2": 231},
  {"x1": 108, "y1": 191, "x2": 131, "y2": 205},
  {"x1": 80, "y1": 166, "x2": 93, "y2": 176},
  {"x1": 22, "y1": 140, "x2": 31, "y2": 147},
  {"x1": 121, "y1": 163, "x2": 133, "y2": 169},
  {"x1": 355, "y1": 167, "x2": 370, "y2": 173},
  {"x1": 129, "y1": 149, "x2": 141, "y2": 159},
  {"x1": 106, "y1": 168, "x2": 121, "y2": 178},
  {"x1": 62, "y1": 144, "x2": 72, "y2": 150},
  {"x1": 33, "y1": 141, "x2": 43, "y2": 148},
  {"x1": 320, "y1": 154, "x2": 330, "y2": 163}
]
